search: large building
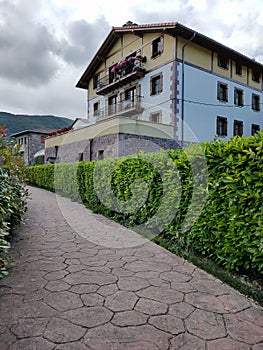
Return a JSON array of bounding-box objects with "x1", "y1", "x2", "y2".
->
[{"x1": 45, "y1": 21, "x2": 263, "y2": 163}]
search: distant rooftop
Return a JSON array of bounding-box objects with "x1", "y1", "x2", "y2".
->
[{"x1": 11, "y1": 128, "x2": 56, "y2": 138}]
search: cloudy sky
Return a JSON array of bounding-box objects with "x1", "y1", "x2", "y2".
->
[{"x1": 1, "y1": 0, "x2": 263, "y2": 119}]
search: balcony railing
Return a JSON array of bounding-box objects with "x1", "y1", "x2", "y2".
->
[
  {"x1": 96, "y1": 56, "x2": 147, "y2": 95},
  {"x1": 96, "y1": 70, "x2": 146, "y2": 95},
  {"x1": 95, "y1": 98, "x2": 144, "y2": 121}
]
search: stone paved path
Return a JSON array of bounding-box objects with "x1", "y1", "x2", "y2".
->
[{"x1": 0, "y1": 186, "x2": 262, "y2": 350}]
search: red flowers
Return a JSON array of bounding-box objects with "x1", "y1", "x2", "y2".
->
[
  {"x1": 1, "y1": 128, "x2": 8, "y2": 138},
  {"x1": 0, "y1": 260, "x2": 4, "y2": 269},
  {"x1": 48, "y1": 125, "x2": 72, "y2": 137}
]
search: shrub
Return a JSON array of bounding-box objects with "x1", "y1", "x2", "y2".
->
[
  {"x1": 34, "y1": 155, "x2": 45, "y2": 165},
  {"x1": 187, "y1": 134, "x2": 263, "y2": 272},
  {"x1": 0, "y1": 126, "x2": 28, "y2": 278}
]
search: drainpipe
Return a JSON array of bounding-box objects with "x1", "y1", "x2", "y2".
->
[{"x1": 181, "y1": 32, "x2": 196, "y2": 148}]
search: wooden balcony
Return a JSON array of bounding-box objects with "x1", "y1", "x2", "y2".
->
[
  {"x1": 95, "y1": 99, "x2": 144, "y2": 121},
  {"x1": 96, "y1": 70, "x2": 146, "y2": 95}
]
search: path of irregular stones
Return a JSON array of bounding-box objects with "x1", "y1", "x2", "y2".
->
[{"x1": 0, "y1": 186, "x2": 262, "y2": 349}]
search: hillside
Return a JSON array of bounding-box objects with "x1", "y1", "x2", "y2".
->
[{"x1": 0, "y1": 111, "x2": 73, "y2": 138}]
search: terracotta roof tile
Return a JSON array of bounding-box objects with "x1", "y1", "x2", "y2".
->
[{"x1": 113, "y1": 22, "x2": 178, "y2": 30}]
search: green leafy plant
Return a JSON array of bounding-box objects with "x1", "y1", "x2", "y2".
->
[{"x1": 0, "y1": 126, "x2": 28, "y2": 278}]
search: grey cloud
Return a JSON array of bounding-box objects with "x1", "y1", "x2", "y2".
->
[
  {"x1": 0, "y1": 0, "x2": 60, "y2": 86},
  {"x1": 0, "y1": 0, "x2": 110, "y2": 87},
  {"x1": 59, "y1": 17, "x2": 110, "y2": 67}
]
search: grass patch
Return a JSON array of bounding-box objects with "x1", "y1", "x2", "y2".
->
[{"x1": 153, "y1": 236, "x2": 263, "y2": 307}]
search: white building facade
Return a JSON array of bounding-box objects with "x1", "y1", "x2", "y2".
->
[
  {"x1": 45, "y1": 22, "x2": 263, "y2": 163},
  {"x1": 77, "y1": 22, "x2": 262, "y2": 146}
]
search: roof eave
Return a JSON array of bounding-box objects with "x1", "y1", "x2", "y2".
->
[
  {"x1": 11, "y1": 130, "x2": 49, "y2": 138},
  {"x1": 76, "y1": 22, "x2": 263, "y2": 90}
]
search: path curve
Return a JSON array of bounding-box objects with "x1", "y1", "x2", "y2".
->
[{"x1": 0, "y1": 186, "x2": 262, "y2": 349}]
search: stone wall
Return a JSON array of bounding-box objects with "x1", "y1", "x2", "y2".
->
[
  {"x1": 45, "y1": 132, "x2": 180, "y2": 164},
  {"x1": 45, "y1": 140, "x2": 91, "y2": 163},
  {"x1": 90, "y1": 134, "x2": 119, "y2": 160},
  {"x1": 27, "y1": 134, "x2": 46, "y2": 166},
  {"x1": 118, "y1": 133, "x2": 179, "y2": 157}
]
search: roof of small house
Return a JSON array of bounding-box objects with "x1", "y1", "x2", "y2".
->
[
  {"x1": 76, "y1": 21, "x2": 263, "y2": 89},
  {"x1": 11, "y1": 128, "x2": 56, "y2": 138}
]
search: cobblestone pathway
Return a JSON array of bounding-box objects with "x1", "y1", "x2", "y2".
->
[{"x1": 0, "y1": 186, "x2": 262, "y2": 349}]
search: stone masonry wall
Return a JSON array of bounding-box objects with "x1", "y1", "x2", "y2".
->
[
  {"x1": 118, "y1": 133, "x2": 180, "y2": 157},
  {"x1": 45, "y1": 132, "x2": 180, "y2": 164},
  {"x1": 45, "y1": 140, "x2": 91, "y2": 163},
  {"x1": 28, "y1": 134, "x2": 46, "y2": 166}
]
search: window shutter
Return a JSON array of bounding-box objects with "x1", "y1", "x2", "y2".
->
[
  {"x1": 159, "y1": 74, "x2": 163, "y2": 93},
  {"x1": 225, "y1": 85, "x2": 228, "y2": 102},
  {"x1": 158, "y1": 36, "x2": 164, "y2": 53},
  {"x1": 150, "y1": 78, "x2": 153, "y2": 96},
  {"x1": 234, "y1": 89, "x2": 237, "y2": 104},
  {"x1": 151, "y1": 42, "x2": 154, "y2": 58},
  {"x1": 217, "y1": 83, "x2": 220, "y2": 100},
  {"x1": 252, "y1": 95, "x2": 255, "y2": 110},
  {"x1": 224, "y1": 118, "x2": 228, "y2": 136},
  {"x1": 216, "y1": 117, "x2": 220, "y2": 135}
]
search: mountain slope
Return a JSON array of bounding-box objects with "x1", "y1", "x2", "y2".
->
[{"x1": 0, "y1": 112, "x2": 73, "y2": 138}]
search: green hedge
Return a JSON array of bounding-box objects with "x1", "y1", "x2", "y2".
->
[
  {"x1": 189, "y1": 133, "x2": 263, "y2": 272},
  {"x1": 26, "y1": 132, "x2": 263, "y2": 274}
]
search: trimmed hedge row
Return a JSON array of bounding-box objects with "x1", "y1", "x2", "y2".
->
[{"x1": 26, "y1": 132, "x2": 263, "y2": 274}]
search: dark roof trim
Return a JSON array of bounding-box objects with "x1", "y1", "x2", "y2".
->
[
  {"x1": 76, "y1": 22, "x2": 263, "y2": 90},
  {"x1": 11, "y1": 130, "x2": 50, "y2": 138},
  {"x1": 71, "y1": 118, "x2": 88, "y2": 127}
]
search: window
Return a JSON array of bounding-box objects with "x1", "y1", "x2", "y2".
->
[
  {"x1": 125, "y1": 87, "x2": 136, "y2": 102},
  {"x1": 150, "y1": 73, "x2": 163, "y2": 95},
  {"x1": 123, "y1": 86, "x2": 137, "y2": 110},
  {"x1": 108, "y1": 94, "x2": 117, "y2": 115},
  {"x1": 93, "y1": 102, "x2": 100, "y2": 117},
  {"x1": 233, "y1": 120, "x2": 243, "y2": 136},
  {"x1": 98, "y1": 150, "x2": 104, "y2": 160},
  {"x1": 151, "y1": 36, "x2": 164, "y2": 58},
  {"x1": 24, "y1": 137, "x2": 27, "y2": 144},
  {"x1": 93, "y1": 73, "x2": 100, "y2": 89},
  {"x1": 252, "y1": 94, "x2": 260, "y2": 111},
  {"x1": 150, "y1": 112, "x2": 162, "y2": 123},
  {"x1": 79, "y1": 153, "x2": 84, "y2": 162},
  {"x1": 235, "y1": 62, "x2": 242, "y2": 75},
  {"x1": 252, "y1": 70, "x2": 260, "y2": 83},
  {"x1": 216, "y1": 116, "x2": 228, "y2": 136},
  {"x1": 55, "y1": 146, "x2": 59, "y2": 158},
  {"x1": 218, "y1": 55, "x2": 229, "y2": 69},
  {"x1": 234, "y1": 88, "x2": 244, "y2": 107},
  {"x1": 217, "y1": 82, "x2": 228, "y2": 102},
  {"x1": 251, "y1": 124, "x2": 260, "y2": 135}
]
